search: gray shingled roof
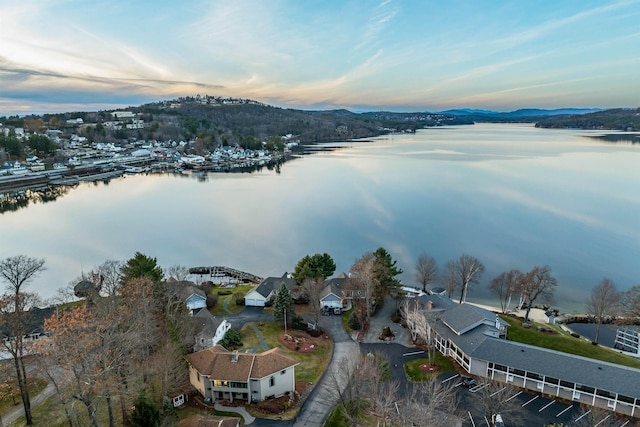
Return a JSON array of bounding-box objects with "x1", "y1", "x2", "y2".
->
[
  {"x1": 420, "y1": 295, "x2": 640, "y2": 399},
  {"x1": 254, "y1": 277, "x2": 297, "y2": 298},
  {"x1": 440, "y1": 304, "x2": 488, "y2": 335},
  {"x1": 471, "y1": 338, "x2": 640, "y2": 398}
]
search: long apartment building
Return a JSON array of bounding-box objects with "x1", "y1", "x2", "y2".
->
[{"x1": 420, "y1": 294, "x2": 640, "y2": 417}]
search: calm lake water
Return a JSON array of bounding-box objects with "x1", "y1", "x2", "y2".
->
[{"x1": 1, "y1": 123, "x2": 639, "y2": 312}]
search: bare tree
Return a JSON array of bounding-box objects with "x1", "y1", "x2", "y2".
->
[
  {"x1": 51, "y1": 285, "x2": 77, "y2": 305},
  {"x1": 95, "y1": 260, "x2": 124, "y2": 297},
  {"x1": 302, "y1": 277, "x2": 326, "y2": 324},
  {"x1": 400, "y1": 377, "x2": 460, "y2": 426},
  {"x1": 571, "y1": 406, "x2": 622, "y2": 427},
  {"x1": 620, "y1": 285, "x2": 640, "y2": 320},
  {"x1": 489, "y1": 269, "x2": 523, "y2": 313},
  {"x1": 587, "y1": 278, "x2": 620, "y2": 344},
  {"x1": 415, "y1": 252, "x2": 438, "y2": 292},
  {"x1": 349, "y1": 252, "x2": 379, "y2": 327},
  {"x1": 0, "y1": 255, "x2": 46, "y2": 425},
  {"x1": 402, "y1": 299, "x2": 426, "y2": 344},
  {"x1": 443, "y1": 260, "x2": 457, "y2": 299},
  {"x1": 445, "y1": 254, "x2": 485, "y2": 304},
  {"x1": 477, "y1": 380, "x2": 524, "y2": 427},
  {"x1": 519, "y1": 265, "x2": 557, "y2": 323},
  {"x1": 164, "y1": 264, "x2": 190, "y2": 282}
]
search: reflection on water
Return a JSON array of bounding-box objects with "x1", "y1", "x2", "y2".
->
[
  {"x1": 589, "y1": 133, "x2": 640, "y2": 144},
  {"x1": 0, "y1": 186, "x2": 74, "y2": 214},
  {"x1": 1, "y1": 124, "x2": 639, "y2": 312}
]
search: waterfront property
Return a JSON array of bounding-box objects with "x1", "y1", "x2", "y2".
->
[
  {"x1": 186, "y1": 345, "x2": 298, "y2": 403},
  {"x1": 419, "y1": 294, "x2": 640, "y2": 417}
]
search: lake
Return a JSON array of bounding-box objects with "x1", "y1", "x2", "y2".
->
[{"x1": 1, "y1": 123, "x2": 639, "y2": 312}]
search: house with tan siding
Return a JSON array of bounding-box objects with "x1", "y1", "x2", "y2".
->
[{"x1": 186, "y1": 345, "x2": 298, "y2": 403}]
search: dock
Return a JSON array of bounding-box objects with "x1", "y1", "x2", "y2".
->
[{"x1": 189, "y1": 266, "x2": 263, "y2": 284}]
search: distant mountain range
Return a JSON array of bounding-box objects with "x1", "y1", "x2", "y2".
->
[{"x1": 439, "y1": 108, "x2": 603, "y2": 118}]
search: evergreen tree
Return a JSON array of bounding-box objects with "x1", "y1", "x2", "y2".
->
[
  {"x1": 373, "y1": 247, "x2": 403, "y2": 304},
  {"x1": 273, "y1": 283, "x2": 294, "y2": 326},
  {"x1": 120, "y1": 252, "x2": 164, "y2": 285},
  {"x1": 292, "y1": 253, "x2": 336, "y2": 282},
  {"x1": 131, "y1": 391, "x2": 160, "y2": 427}
]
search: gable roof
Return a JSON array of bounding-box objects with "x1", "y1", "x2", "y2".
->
[
  {"x1": 186, "y1": 346, "x2": 299, "y2": 381},
  {"x1": 471, "y1": 338, "x2": 640, "y2": 398},
  {"x1": 253, "y1": 277, "x2": 298, "y2": 298},
  {"x1": 192, "y1": 309, "x2": 224, "y2": 336},
  {"x1": 181, "y1": 285, "x2": 206, "y2": 301}
]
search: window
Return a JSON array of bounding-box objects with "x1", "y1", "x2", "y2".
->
[
  {"x1": 545, "y1": 377, "x2": 559, "y2": 385},
  {"x1": 197, "y1": 373, "x2": 201, "y2": 382},
  {"x1": 527, "y1": 372, "x2": 542, "y2": 381},
  {"x1": 230, "y1": 382, "x2": 248, "y2": 389},
  {"x1": 269, "y1": 376, "x2": 275, "y2": 387}
]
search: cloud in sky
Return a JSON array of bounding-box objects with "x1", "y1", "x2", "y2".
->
[{"x1": 1, "y1": 0, "x2": 639, "y2": 115}]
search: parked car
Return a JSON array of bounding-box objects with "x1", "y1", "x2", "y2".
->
[
  {"x1": 493, "y1": 414, "x2": 504, "y2": 427},
  {"x1": 459, "y1": 376, "x2": 477, "y2": 388}
]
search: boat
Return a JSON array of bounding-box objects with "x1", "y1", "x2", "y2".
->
[{"x1": 28, "y1": 162, "x2": 45, "y2": 172}]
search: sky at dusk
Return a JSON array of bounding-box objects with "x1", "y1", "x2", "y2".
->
[{"x1": 1, "y1": 0, "x2": 639, "y2": 115}]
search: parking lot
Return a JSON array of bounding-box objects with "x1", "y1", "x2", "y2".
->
[{"x1": 440, "y1": 374, "x2": 636, "y2": 427}]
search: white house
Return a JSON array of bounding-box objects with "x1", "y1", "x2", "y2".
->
[
  {"x1": 192, "y1": 309, "x2": 231, "y2": 351},
  {"x1": 186, "y1": 345, "x2": 298, "y2": 403},
  {"x1": 245, "y1": 276, "x2": 297, "y2": 307},
  {"x1": 319, "y1": 274, "x2": 349, "y2": 310},
  {"x1": 181, "y1": 286, "x2": 207, "y2": 314}
]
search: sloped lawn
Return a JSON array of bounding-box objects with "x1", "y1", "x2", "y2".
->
[{"x1": 501, "y1": 315, "x2": 640, "y2": 369}]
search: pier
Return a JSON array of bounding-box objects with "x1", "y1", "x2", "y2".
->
[{"x1": 188, "y1": 266, "x2": 263, "y2": 284}]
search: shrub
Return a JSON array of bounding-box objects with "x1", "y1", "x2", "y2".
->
[
  {"x1": 233, "y1": 291, "x2": 245, "y2": 305},
  {"x1": 308, "y1": 328, "x2": 323, "y2": 337},
  {"x1": 571, "y1": 332, "x2": 580, "y2": 338},
  {"x1": 391, "y1": 310, "x2": 402, "y2": 324},
  {"x1": 220, "y1": 329, "x2": 242, "y2": 350},
  {"x1": 206, "y1": 294, "x2": 218, "y2": 309},
  {"x1": 292, "y1": 315, "x2": 307, "y2": 331},
  {"x1": 199, "y1": 281, "x2": 214, "y2": 295},
  {"x1": 218, "y1": 290, "x2": 233, "y2": 296},
  {"x1": 348, "y1": 311, "x2": 361, "y2": 330}
]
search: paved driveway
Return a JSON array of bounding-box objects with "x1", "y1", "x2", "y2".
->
[
  {"x1": 292, "y1": 313, "x2": 358, "y2": 427},
  {"x1": 360, "y1": 296, "x2": 413, "y2": 346}
]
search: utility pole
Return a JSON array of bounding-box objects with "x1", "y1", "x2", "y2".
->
[{"x1": 284, "y1": 308, "x2": 287, "y2": 335}]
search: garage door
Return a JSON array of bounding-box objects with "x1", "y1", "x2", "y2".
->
[{"x1": 245, "y1": 299, "x2": 265, "y2": 307}]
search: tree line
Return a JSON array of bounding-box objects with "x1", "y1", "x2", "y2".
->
[{"x1": 0, "y1": 252, "x2": 197, "y2": 426}]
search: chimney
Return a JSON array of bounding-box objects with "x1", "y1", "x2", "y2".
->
[
  {"x1": 427, "y1": 300, "x2": 433, "y2": 310},
  {"x1": 231, "y1": 350, "x2": 239, "y2": 363}
]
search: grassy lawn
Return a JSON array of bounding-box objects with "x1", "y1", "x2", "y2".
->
[
  {"x1": 502, "y1": 315, "x2": 640, "y2": 369},
  {"x1": 210, "y1": 284, "x2": 255, "y2": 315},
  {"x1": 404, "y1": 353, "x2": 456, "y2": 382},
  {"x1": 238, "y1": 322, "x2": 264, "y2": 351},
  {"x1": 14, "y1": 390, "x2": 116, "y2": 427},
  {"x1": 341, "y1": 306, "x2": 354, "y2": 335},
  {"x1": 325, "y1": 405, "x2": 350, "y2": 427},
  {"x1": 176, "y1": 406, "x2": 243, "y2": 422},
  {"x1": 0, "y1": 377, "x2": 47, "y2": 416},
  {"x1": 250, "y1": 321, "x2": 333, "y2": 384}
]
